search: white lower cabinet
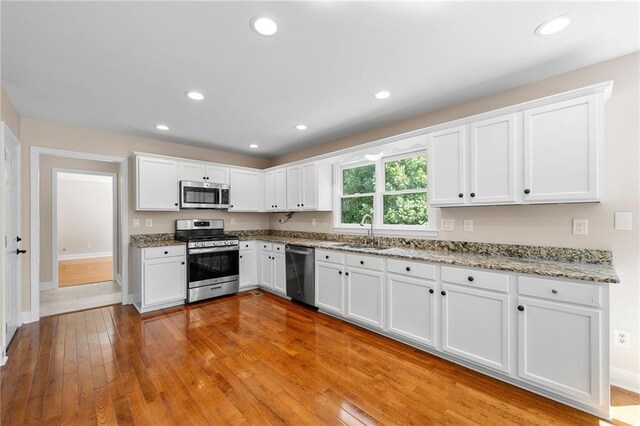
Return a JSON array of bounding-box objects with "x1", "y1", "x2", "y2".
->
[
  {"x1": 345, "y1": 267, "x2": 385, "y2": 330},
  {"x1": 517, "y1": 296, "x2": 603, "y2": 406},
  {"x1": 387, "y1": 274, "x2": 437, "y2": 347},
  {"x1": 133, "y1": 245, "x2": 186, "y2": 313},
  {"x1": 258, "y1": 242, "x2": 286, "y2": 295},
  {"x1": 260, "y1": 252, "x2": 273, "y2": 289},
  {"x1": 239, "y1": 249, "x2": 257, "y2": 290},
  {"x1": 315, "y1": 261, "x2": 344, "y2": 315},
  {"x1": 273, "y1": 252, "x2": 286, "y2": 294}
]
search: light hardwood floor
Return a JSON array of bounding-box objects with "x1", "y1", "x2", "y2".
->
[
  {"x1": 58, "y1": 256, "x2": 113, "y2": 287},
  {"x1": 1, "y1": 291, "x2": 638, "y2": 425}
]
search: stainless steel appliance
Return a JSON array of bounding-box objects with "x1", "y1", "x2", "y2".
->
[
  {"x1": 180, "y1": 180, "x2": 230, "y2": 209},
  {"x1": 175, "y1": 219, "x2": 239, "y2": 303},
  {"x1": 285, "y1": 245, "x2": 316, "y2": 306}
]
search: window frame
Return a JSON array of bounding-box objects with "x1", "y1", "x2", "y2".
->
[{"x1": 337, "y1": 161, "x2": 376, "y2": 225}]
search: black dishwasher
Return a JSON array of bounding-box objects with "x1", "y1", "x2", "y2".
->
[{"x1": 285, "y1": 245, "x2": 316, "y2": 306}]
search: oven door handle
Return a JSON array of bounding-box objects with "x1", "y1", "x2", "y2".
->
[{"x1": 189, "y1": 246, "x2": 239, "y2": 254}]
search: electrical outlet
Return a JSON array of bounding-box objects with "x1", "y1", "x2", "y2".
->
[
  {"x1": 133, "y1": 219, "x2": 140, "y2": 228},
  {"x1": 614, "y1": 329, "x2": 630, "y2": 348},
  {"x1": 145, "y1": 219, "x2": 153, "y2": 227},
  {"x1": 464, "y1": 220, "x2": 474, "y2": 232},
  {"x1": 312, "y1": 218, "x2": 317, "y2": 226},
  {"x1": 230, "y1": 218, "x2": 236, "y2": 225},
  {"x1": 614, "y1": 212, "x2": 632, "y2": 231},
  {"x1": 87, "y1": 242, "x2": 92, "y2": 249},
  {"x1": 573, "y1": 218, "x2": 588, "y2": 235},
  {"x1": 441, "y1": 219, "x2": 454, "y2": 231}
]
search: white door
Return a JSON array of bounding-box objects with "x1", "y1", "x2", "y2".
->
[
  {"x1": 274, "y1": 169, "x2": 287, "y2": 211},
  {"x1": 286, "y1": 166, "x2": 302, "y2": 210},
  {"x1": 517, "y1": 297, "x2": 601, "y2": 404},
  {"x1": 264, "y1": 171, "x2": 276, "y2": 211},
  {"x1": 137, "y1": 156, "x2": 179, "y2": 210},
  {"x1": 427, "y1": 126, "x2": 466, "y2": 206},
  {"x1": 441, "y1": 283, "x2": 510, "y2": 373},
  {"x1": 2, "y1": 125, "x2": 22, "y2": 350},
  {"x1": 301, "y1": 163, "x2": 317, "y2": 210},
  {"x1": 523, "y1": 95, "x2": 599, "y2": 203},
  {"x1": 143, "y1": 257, "x2": 186, "y2": 307},
  {"x1": 229, "y1": 169, "x2": 261, "y2": 211},
  {"x1": 273, "y1": 253, "x2": 286, "y2": 294},
  {"x1": 315, "y1": 262, "x2": 344, "y2": 315},
  {"x1": 387, "y1": 274, "x2": 436, "y2": 347},
  {"x1": 345, "y1": 267, "x2": 384, "y2": 329},
  {"x1": 469, "y1": 114, "x2": 517, "y2": 204},
  {"x1": 260, "y1": 252, "x2": 273, "y2": 288},
  {"x1": 179, "y1": 162, "x2": 207, "y2": 183},
  {"x1": 239, "y1": 250, "x2": 255, "y2": 289}
]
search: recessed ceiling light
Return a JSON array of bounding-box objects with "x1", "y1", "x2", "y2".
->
[
  {"x1": 374, "y1": 90, "x2": 391, "y2": 100},
  {"x1": 186, "y1": 91, "x2": 204, "y2": 101},
  {"x1": 535, "y1": 15, "x2": 570, "y2": 36},
  {"x1": 251, "y1": 16, "x2": 278, "y2": 36},
  {"x1": 295, "y1": 124, "x2": 308, "y2": 130},
  {"x1": 249, "y1": 143, "x2": 259, "y2": 149},
  {"x1": 156, "y1": 124, "x2": 169, "y2": 131}
]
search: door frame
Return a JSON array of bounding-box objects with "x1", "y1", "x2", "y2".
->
[
  {"x1": 51, "y1": 169, "x2": 118, "y2": 289},
  {"x1": 30, "y1": 147, "x2": 128, "y2": 323}
]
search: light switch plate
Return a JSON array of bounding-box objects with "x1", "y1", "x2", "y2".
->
[
  {"x1": 441, "y1": 219, "x2": 454, "y2": 231},
  {"x1": 463, "y1": 220, "x2": 473, "y2": 232},
  {"x1": 572, "y1": 218, "x2": 588, "y2": 235},
  {"x1": 133, "y1": 219, "x2": 140, "y2": 228},
  {"x1": 145, "y1": 219, "x2": 153, "y2": 227},
  {"x1": 230, "y1": 218, "x2": 236, "y2": 225},
  {"x1": 312, "y1": 218, "x2": 317, "y2": 226},
  {"x1": 614, "y1": 212, "x2": 632, "y2": 231}
]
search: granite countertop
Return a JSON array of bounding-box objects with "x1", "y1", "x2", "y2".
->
[
  {"x1": 130, "y1": 238, "x2": 186, "y2": 249},
  {"x1": 245, "y1": 235, "x2": 619, "y2": 284}
]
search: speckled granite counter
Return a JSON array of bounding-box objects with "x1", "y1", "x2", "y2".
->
[
  {"x1": 240, "y1": 234, "x2": 619, "y2": 284},
  {"x1": 130, "y1": 233, "x2": 186, "y2": 249}
]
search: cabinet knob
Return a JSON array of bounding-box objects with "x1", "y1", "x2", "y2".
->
[
  {"x1": 203, "y1": 177, "x2": 206, "y2": 180},
  {"x1": 552, "y1": 289, "x2": 558, "y2": 294},
  {"x1": 275, "y1": 205, "x2": 278, "y2": 208},
  {"x1": 406, "y1": 266, "x2": 411, "y2": 272},
  {"x1": 518, "y1": 305, "x2": 525, "y2": 312},
  {"x1": 467, "y1": 276, "x2": 474, "y2": 282},
  {"x1": 230, "y1": 205, "x2": 234, "y2": 208},
  {"x1": 297, "y1": 204, "x2": 300, "y2": 207},
  {"x1": 16, "y1": 236, "x2": 22, "y2": 242},
  {"x1": 325, "y1": 255, "x2": 329, "y2": 259},
  {"x1": 441, "y1": 290, "x2": 446, "y2": 296},
  {"x1": 338, "y1": 271, "x2": 342, "y2": 275},
  {"x1": 458, "y1": 193, "x2": 463, "y2": 198},
  {"x1": 524, "y1": 189, "x2": 531, "y2": 194},
  {"x1": 429, "y1": 289, "x2": 434, "y2": 294},
  {"x1": 181, "y1": 261, "x2": 185, "y2": 265},
  {"x1": 164, "y1": 251, "x2": 168, "y2": 255},
  {"x1": 301, "y1": 204, "x2": 304, "y2": 207},
  {"x1": 470, "y1": 193, "x2": 476, "y2": 198},
  {"x1": 360, "y1": 260, "x2": 364, "y2": 265},
  {"x1": 345, "y1": 272, "x2": 349, "y2": 276},
  {"x1": 239, "y1": 255, "x2": 243, "y2": 259},
  {"x1": 268, "y1": 256, "x2": 271, "y2": 259},
  {"x1": 174, "y1": 203, "x2": 178, "y2": 206}
]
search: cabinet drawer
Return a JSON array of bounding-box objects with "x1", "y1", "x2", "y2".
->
[
  {"x1": 442, "y1": 266, "x2": 509, "y2": 293},
  {"x1": 518, "y1": 276, "x2": 601, "y2": 308},
  {"x1": 144, "y1": 245, "x2": 186, "y2": 260},
  {"x1": 316, "y1": 249, "x2": 344, "y2": 265},
  {"x1": 240, "y1": 241, "x2": 256, "y2": 250},
  {"x1": 387, "y1": 258, "x2": 435, "y2": 280},
  {"x1": 273, "y1": 243, "x2": 285, "y2": 253},
  {"x1": 346, "y1": 253, "x2": 384, "y2": 271},
  {"x1": 260, "y1": 242, "x2": 273, "y2": 251}
]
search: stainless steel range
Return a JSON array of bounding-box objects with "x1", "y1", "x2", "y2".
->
[{"x1": 175, "y1": 219, "x2": 239, "y2": 303}]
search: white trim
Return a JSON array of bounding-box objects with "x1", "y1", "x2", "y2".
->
[
  {"x1": 0, "y1": 356, "x2": 7, "y2": 366},
  {"x1": 611, "y1": 366, "x2": 640, "y2": 394},
  {"x1": 57, "y1": 251, "x2": 113, "y2": 261},
  {"x1": 39, "y1": 281, "x2": 55, "y2": 291},
  {"x1": 21, "y1": 312, "x2": 33, "y2": 324},
  {"x1": 30, "y1": 146, "x2": 130, "y2": 322}
]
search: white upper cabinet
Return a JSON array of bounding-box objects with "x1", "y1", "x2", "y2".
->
[
  {"x1": 286, "y1": 166, "x2": 302, "y2": 210},
  {"x1": 468, "y1": 114, "x2": 518, "y2": 205},
  {"x1": 206, "y1": 165, "x2": 229, "y2": 184},
  {"x1": 135, "y1": 155, "x2": 179, "y2": 211},
  {"x1": 427, "y1": 126, "x2": 466, "y2": 206},
  {"x1": 179, "y1": 162, "x2": 229, "y2": 184},
  {"x1": 229, "y1": 169, "x2": 262, "y2": 211},
  {"x1": 286, "y1": 162, "x2": 332, "y2": 211},
  {"x1": 523, "y1": 95, "x2": 600, "y2": 203},
  {"x1": 264, "y1": 169, "x2": 287, "y2": 211},
  {"x1": 265, "y1": 171, "x2": 276, "y2": 211}
]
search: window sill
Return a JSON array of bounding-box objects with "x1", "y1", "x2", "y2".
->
[{"x1": 332, "y1": 225, "x2": 439, "y2": 238}]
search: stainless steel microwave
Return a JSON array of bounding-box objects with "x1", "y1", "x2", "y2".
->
[{"x1": 180, "y1": 181, "x2": 230, "y2": 209}]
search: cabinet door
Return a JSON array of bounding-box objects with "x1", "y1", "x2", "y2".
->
[
  {"x1": 523, "y1": 95, "x2": 599, "y2": 203},
  {"x1": 264, "y1": 171, "x2": 276, "y2": 211},
  {"x1": 179, "y1": 161, "x2": 207, "y2": 182},
  {"x1": 517, "y1": 297, "x2": 601, "y2": 404},
  {"x1": 137, "y1": 156, "x2": 179, "y2": 210},
  {"x1": 301, "y1": 163, "x2": 317, "y2": 210},
  {"x1": 315, "y1": 262, "x2": 344, "y2": 315},
  {"x1": 286, "y1": 166, "x2": 302, "y2": 210},
  {"x1": 345, "y1": 267, "x2": 385, "y2": 329},
  {"x1": 469, "y1": 114, "x2": 517, "y2": 204},
  {"x1": 260, "y1": 252, "x2": 273, "y2": 288},
  {"x1": 427, "y1": 126, "x2": 466, "y2": 206},
  {"x1": 441, "y1": 283, "x2": 510, "y2": 373},
  {"x1": 239, "y1": 250, "x2": 256, "y2": 289},
  {"x1": 143, "y1": 257, "x2": 186, "y2": 307},
  {"x1": 273, "y1": 253, "x2": 286, "y2": 294},
  {"x1": 274, "y1": 169, "x2": 287, "y2": 211},
  {"x1": 387, "y1": 274, "x2": 437, "y2": 347},
  {"x1": 229, "y1": 169, "x2": 261, "y2": 211},
  {"x1": 206, "y1": 166, "x2": 229, "y2": 184}
]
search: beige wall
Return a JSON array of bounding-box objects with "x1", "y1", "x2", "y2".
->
[
  {"x1": 39, "y1": 156, "x2": 120, "y2": 283},
  {"x1": 270, "y1": 52, "x2": 640, "y2": 377},
  {"x1": 0, "y1": 85, "x2": 20, "y2": 138}
]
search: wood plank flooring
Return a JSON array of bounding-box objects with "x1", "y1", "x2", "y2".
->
[
  {"x1": 58, "y1": 256, "x2": 113, "y2": 287},
  {"x1": 1, "y1": 290, "x2": 638, "y2": 425}
]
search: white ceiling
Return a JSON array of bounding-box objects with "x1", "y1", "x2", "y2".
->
[{"x1": 2, "y1": 1, "x2": 638, "y2": 158}]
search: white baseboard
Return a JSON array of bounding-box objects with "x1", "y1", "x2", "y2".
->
[
  {"x1": 0, "y1": 355, "x2": 7, "y2": 366},
  {"x1": 124, "y1": 294, "x2": 134, "y2": 305},
  {"x1": 22, "y1": 311, "x2": 37, "y2": 324},
  {"x1": 40, "y1": 281, "x2": 55, "y2": 291},
  {"x1": 611, "y1": 366, "x2": 640, "y2": 393},
  {"x1": 58, "y1": 251, "x2": 112, "y2": 261}
]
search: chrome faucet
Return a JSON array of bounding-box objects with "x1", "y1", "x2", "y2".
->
[{"x1": 360, "y1": 214, "x2": 374, "y2": 244}]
